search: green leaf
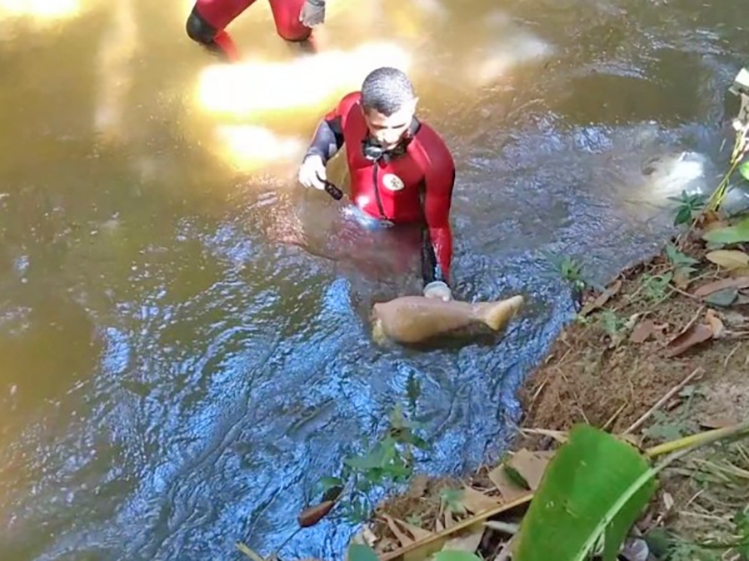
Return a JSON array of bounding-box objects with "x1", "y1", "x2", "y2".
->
[
  {"x1": 514, "y1": 424, "x2": 657, "y2": 561},
  {"x1": 705, "y1": 288, "x2": 739, "y2": 307},
  {"x1": 739, "y1": 161, "x2": 749, "y2": 182},
  {"x1": 702, "y1": 216, "x2": 749, "y2": 245},
  {"x1": 318, "y1": 476, "x2": 343, "y2": 490},
  {"x1": 433, "y1": 552, "x2": 483, "y2": 561},
  {"x1": 665, "y1": 244, "x2": 699, "y2": 267},
  {"x1": 348, "y1": 543, "x2": 380, "y2": 561},
  {"x1": 440, "y1": 488, "x2": 467, "y2": 514},
  {"x1": 503, "y1": 464, "x2": 531, "y2": 490},
  {"x1": 674, "y1": 206, "x2": 692, "y2": 226}
]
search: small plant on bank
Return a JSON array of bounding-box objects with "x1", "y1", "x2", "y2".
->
[
  {"x1": 670, "y1": 191, "x2": 708, "y2": 226},
  {"x1": 317, "y1": 375, "x2": 429, "y2": 524},
  {"x1": 665, "y1": 243, "x2": 699, "y2": 279},
  {"x1": 598, "y1": 310, "x2": 626, "y2": 338},
  {"x1": 558, "y1": 255, "x2": 587, "y2": 292},
  {"x1": 640, "y1": 272, "x2": 674, "y2": 304}
]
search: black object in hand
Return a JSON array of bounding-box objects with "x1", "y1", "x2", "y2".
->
[{"x1": 316, "y1": 173, "x2": 343, "y2": 200}]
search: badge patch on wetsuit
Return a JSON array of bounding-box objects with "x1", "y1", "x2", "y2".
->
[{"x1": 382, "y1": 173, "x2": 405, "y2": 192}]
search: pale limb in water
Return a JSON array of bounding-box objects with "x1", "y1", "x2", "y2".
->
[{"x1": 371, "y1": 294, "x2": 525, "y2": 345}]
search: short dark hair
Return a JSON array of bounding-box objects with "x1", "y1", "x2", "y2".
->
[{"x1": 360, "y1": 67, "x2": 416, "y2": 116}]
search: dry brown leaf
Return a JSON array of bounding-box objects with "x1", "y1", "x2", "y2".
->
[
  {"x1": 706, "y1": 250, "x2": 749, "y2": 271},
  {"x1": 630, "y1": 319, "x2": 660, "y2": 343},
  {"x1": 382, "y1": 514, "x2": 414, "y2": 547},
  {"x1": 720, "y1": 310, "x2": 749, "y2": 328},
  {"x1": 665, "y1": 323, "x2": 714, "y2": 357},
  {"x1": 705, "y1": 309, "x2": 725, "y2": 339},
  {"x1": 699, "y1": 209, "x2": 721, "y2": 226},
  {"x1": 435, "y1": 517, "x2": 445, "y2": 532},
  {"x1": 460, "y1": 486, "x2": 502, "y2": 514},
  {"x1": 693, "y1": 276, "x2": 749, "y2": 298},
  {"x1": 406, "y1": 475, "x2": 430, "y2": 499},
  {"x1": 487, "y1": 465, "x2": 528, "y2": 502},
  {"x1": 507, "y1": 449, "x2": 553, "y2": 491},
  {"x1": 375, "y1": 537, "x2": 398, "y2": 554},
  {"x1": 699, "y1": 417, "x2": 739, "y2": 429},
  {"x1": 441, "y1": 529, "x2": 484, "y2": 553},
  {"x1": 579, "y1": 280, "x2": 622, "y2": 317},
  {"x1": 702, "y1": 213, "x2": 728, "y2": 230},
  {"x1": 298, "y1": 500, "x2": 335, "y2": 528},
  {"x1": 662, "y1": 492, "x2": 674, "y2": 513},
  {"x1": 349, "y1": 527, "x2": 377, "y2": 548},
  {"x1": 673, "y1": 268, "x2": 692, "y2": 290},
  {"x1": 444, "y1": 510, "x2": 456, "y2": 529}
]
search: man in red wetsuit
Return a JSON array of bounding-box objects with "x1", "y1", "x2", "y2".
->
[
  {"x1": 186, "y1": 0, "x2": 325, "y2": 61},
  {"x1": 298, "y1": 67, "x2": 456, "y2": 301}
]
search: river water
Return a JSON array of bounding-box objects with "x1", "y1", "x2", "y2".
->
[{"x1": 0, "y1": 0, "x2": 746, "y2": 559}]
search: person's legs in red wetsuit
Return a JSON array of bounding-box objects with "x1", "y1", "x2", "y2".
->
[
  {"x1": 186, "y1": 0, "x2": 316, "y2": 61},
  {"x1": 186, "y1": 0, "x2": 254, "y2": 61},
  {"x1": 269, "y1": 0, "x2": 313, "y2": 42}
]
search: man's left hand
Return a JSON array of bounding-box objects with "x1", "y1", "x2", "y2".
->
[
  {"x1": 423, "y1": 281, "x2": 452, "y2": 302},
  {"x1": 300, "y1": 0, "x2": 325, "y2": 27}
]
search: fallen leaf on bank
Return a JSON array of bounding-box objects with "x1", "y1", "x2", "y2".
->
[
  {"x1": 375, "y1": 537, "x2": 398, "y2": 554},
  {"x1": 704, "y1": 309, "x2": 725, "y2": 339},
  {"x1": 706, "y1": 250, "x2": 749, "y2": 271},
  {"x1": 381, "y1": 514, "x2": 432, "y2": 547},
  {"x1": 441, "y1": 529, "x2": 484, "y2": 553},
  {"x1": 665, "y1": 323, "x2": 714, "y2": 357},
  {"x1": 693, "y1": 276, "x2": 749, "y2": 298},
  {"x1": 406, "y1": 475, "x2": 430, "y2": 499},
  {"x1": 579, "y1": 280, "x2": 622, "y2": 317},
  {"x1": 699, "y1": 417, "x2": 738, "y2": 430},
  {"x1": 487, "y1": 465, "x2": 530, "y2": 503},
  {"x1": 662, "y1": 492, "x2": 674, "y2": 513},
  {"x1": 721, "y1": 310, "x2": 749, "y2": 329},
  {"x1": 702, "y1": 217, "x2": 749, "y2": 245},
  {"x1": 507, "y1": 449, "x2": 553, "y2": 491},
  {"x1": 444, "y1": 510, "x2": 457, "y2": 529},
  {"x1": 629, "y1": 319, "x2": 661, "y2": 343},
  {"x1": 435, "y1": 517, "x2": 445, "y2": 533},
  {"x1": 383, "y1": 516, "x2": 411, "y2": 547},
  {"x1": 673, "y1": 269, "x2": 692, "y2": 289},
  {"x1": 298, "y1": 500, "x2": 335, "y2": 528},
  {"x1": 701, "y1": 212, "x2": 728, "y2": 231},
  {"x1": 350, "y1": 526, "x2": 378, "y2": 548},
  {"x1": 460, "y1": 486, "x2": 502, "y2": 514},
  {"x1": 706, "y1": 288, "x2": 739, "y2": 307}
]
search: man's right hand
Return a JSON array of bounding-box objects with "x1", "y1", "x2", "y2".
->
[
  {"x1": 298, "y1": 155, "x2": 327, "y2": 190},
  {"x1": 299, "y1": 0, "x2": 325, "y2": 27}
]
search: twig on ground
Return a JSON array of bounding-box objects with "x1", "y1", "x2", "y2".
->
[
  {"x1": 669, "y1": 286, "x2": 701, "y2": 301},
  {"x1": 519, "y1": 428, "x2": 568, "y2": 442},
  {"x1": 623, "y1": 367, "x2": 705, "y2": 435},
  {"x1": 724, "y1": 342, "x2": 742, "y2": 368},
  {"x1": 602, "y1": 402, "x2": 628, "y2": 431}
]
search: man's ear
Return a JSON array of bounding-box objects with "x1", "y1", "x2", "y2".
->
[{"x1": 411, "y1": 97, "x2": 420, "y2": 112}]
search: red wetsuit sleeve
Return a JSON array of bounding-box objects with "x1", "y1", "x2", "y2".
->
[
  {"x1": 305, "y1": 91, "x2": 361, "y2": 163},
  {"x1": 421, "y1": 132, "x2": 456, "y2": 283}
]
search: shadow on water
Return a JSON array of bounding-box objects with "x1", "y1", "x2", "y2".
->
[{"x1": 1, "y1": 0, "x2": 749, "y2": 560}]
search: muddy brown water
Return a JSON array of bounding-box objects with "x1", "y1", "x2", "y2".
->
[{"x1": 0, "y1": 0, "x2": 747, "y2": 559}]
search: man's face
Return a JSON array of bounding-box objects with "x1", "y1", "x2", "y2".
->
[{"x1": 362, "y1": 99, "x2": 418, "y2": 149}]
